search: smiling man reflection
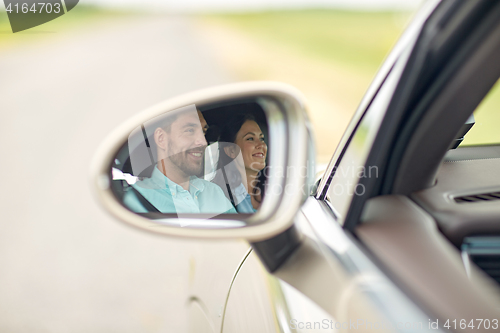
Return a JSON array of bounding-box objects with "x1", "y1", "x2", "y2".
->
[{"x1": 123, "y1": 108, "x2": 236, "y2": 215}]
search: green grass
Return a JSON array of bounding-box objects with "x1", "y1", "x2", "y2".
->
[
  {"x1": 462, "y1": 79, "x2": 500, "y2": 146},
  {"x1": 205, "y1": 9, "x2": 500, "y2": 146},
  {"x1": 0, "y1": 5, "x2": 131, "y2": 48},
  {"x1": 203, "y1": 9, "x2": 411, "y2": 74}
]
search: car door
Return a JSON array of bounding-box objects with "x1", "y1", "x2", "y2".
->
[
  {"x1": 220, "y1": 1, "x2": 500, "y2": 332},
  {"x1": 220, "y1": 34, "x2": 418, "y2": 333},
  {"x1": 218, "y1": 3, "x2": 428, "y2": 331},
  {"x1": 309, "y1": 0, "x2": 500, "y2": 329}
]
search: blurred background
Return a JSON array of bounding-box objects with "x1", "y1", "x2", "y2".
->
[{"x1": 0, "y1": 1, "x2": 421, "y2": 332}]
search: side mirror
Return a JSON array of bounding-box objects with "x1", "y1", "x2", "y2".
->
[{"x1": 91, "y1": 82, "x2": 315, "y2": 241}]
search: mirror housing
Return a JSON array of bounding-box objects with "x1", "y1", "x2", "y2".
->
[{"x1": 91, "y1": 82, "x2": 315, "y2": 241}]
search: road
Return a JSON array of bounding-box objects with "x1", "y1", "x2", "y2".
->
[{"x1": 0, "y1": 15, "x2": 249, "y2": 332}]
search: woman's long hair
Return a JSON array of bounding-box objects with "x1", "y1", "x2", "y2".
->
[{"x1": 212, "y1": 113, "x2": 266, "y2": 207}]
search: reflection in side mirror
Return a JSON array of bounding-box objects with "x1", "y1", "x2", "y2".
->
[
  {"x1": 92, "y1": 82, "x2": 314, "y2": 240},
  {"x1": 112, "y1": 102, "x2": 270, "y2": 220}
]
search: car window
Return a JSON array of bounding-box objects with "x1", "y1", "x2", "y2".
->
[
  {"x1": 461, "y1": 78, "x2": 500, "y2": 146},
  {"x1": 325, "y1": 57, "x2": 403, "y2": 222}
]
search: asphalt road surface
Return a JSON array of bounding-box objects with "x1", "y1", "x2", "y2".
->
[{"x1": 0, "y1": 15, "x2": 250, "y2": 332}]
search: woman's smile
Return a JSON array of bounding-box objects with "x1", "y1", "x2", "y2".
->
[{"x1": 234, "y1": 120, "x2": 267, "y2": 172}]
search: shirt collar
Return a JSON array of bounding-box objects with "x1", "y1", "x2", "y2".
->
[
  {"x1": 151, "y1": 166, "x2": 205, "y2": 196},
  {"x1": 189, "y1": 176, "x2": 205, "y2": 195},
  {"x1": 233, "y1": 183, "x2": 249, "y2": 203}
]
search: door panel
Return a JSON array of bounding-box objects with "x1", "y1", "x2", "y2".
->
[
  {"x1": 284, "y1": 197, "x2": 434, "y2": 332},
  {"x1": 222, "y1": 251, "x2": 278, "y2": 333},
  {"x1": 188, "y1": 241, "x2": 250, "y2": 333},
  {"x1": 222, "y1": 249, "x2": 338, "y2": 333},
  {"x1": 188, "y1": 300, "x2": 216, "y2": 333},
  {"x1": 356, "y1": 195, "x2": 500, "y2": 332}
]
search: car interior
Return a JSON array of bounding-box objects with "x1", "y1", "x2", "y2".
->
[
  {"x1": 412, "y1": 92, "x2": 500, "y2": 282},
  {"x1": 353, "y1": 10, "x2": 500, "y2": 325},
  {"x1": 355, "y1": 41, "x2": 500, "y2": 330}
]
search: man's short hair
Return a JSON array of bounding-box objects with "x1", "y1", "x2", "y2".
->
[{"x1": 146, "y1": 105, "x2": 198, "y2": 134}]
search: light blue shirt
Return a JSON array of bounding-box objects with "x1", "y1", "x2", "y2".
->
[
  {"x1": 123, "y1": 167, "x2": 237, "y2": 214},
  {"x1": 233, "y1": 183, "x2": 257, "y2": 213}
]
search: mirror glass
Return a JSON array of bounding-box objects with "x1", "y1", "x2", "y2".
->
[{"x1": 110, "y1": 99, "x2": 272, "y2": 226}]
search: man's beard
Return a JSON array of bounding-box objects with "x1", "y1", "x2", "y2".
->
[{"x1": 168, "y1": 146, "x2": 205, "y2": 177}]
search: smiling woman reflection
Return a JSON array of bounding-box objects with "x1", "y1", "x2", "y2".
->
[
  {"x1": 213, "y1": 114, "x2": 267, "y2": 213},
  {"x1": 123, "y1": 108, "x2": 236, "y2": 215}
]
